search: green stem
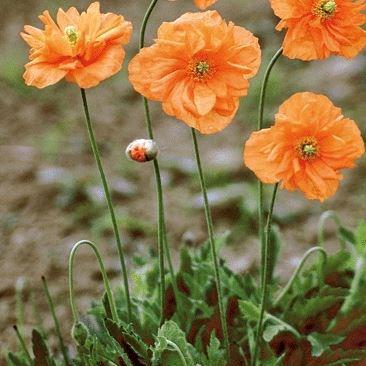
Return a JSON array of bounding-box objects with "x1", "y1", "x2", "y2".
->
[
  {"x1": 30, "y1": 291, "x2": 46, "y2": 337},
  {"x1": 318, "y1": 210, "x2": 345, "y2": 250},
  {"x1": 274, "y1": 247, "x2": 327, "y2": 307},
  {"x1": 80, "y1": 88, "x2": 132, "y2": 322},
  {"x1": 68, "y1": 240, "x2": 118, "y2": 323},
  {"x1": 154, "y1": 158, "x2": 166, "y2": 326},
  {"x1": 42, "y1": 277, "x2": 70, "y2": 366},
  {"x1": 252, "y1": 183, "x2": 279, "y2": 366},
  {"x1": 15, "y1": 278, "x2": 25, "y2": 338},
  {"x1": 257, "y1": 48, "x2": 283, "y2": 289},
  {"x1": 340, "y1": 256, "x2": 365, "y2": 314},
  {"x1": 166, "y1": 340, "x2": 188, "y2": 366},
  {"x1": 13, "y1": 325, "x2": 32, "y2": 365},
  {"x1": 139, "y1": 0, "x2": 158, "y2": 50},
  {"x1": 139, "y1": 0, "x2": 180, "y2": 323},
  {"x1": 266, "y1": 313, "x2": 301, "y2": 339},
  {"x1": 191, "y1": 128, "x2": 230, "y2": 360}
]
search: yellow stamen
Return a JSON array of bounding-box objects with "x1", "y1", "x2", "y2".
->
[
  {"x1": 313, "y1": 0, "x2": 337, "y2": 19},
  {"x1": 296, "y1": 137, "x2": 319, "y2": 160},
  {"x1": 64, "y1": 25, "x2": 79, "y2": 45},
  {"x1": 188, "y1": 59, "x2": 214, "y2": 82}
]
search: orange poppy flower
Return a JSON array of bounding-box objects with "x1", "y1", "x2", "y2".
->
[
  {"x1": 270, "y1": 0, "x2": 366, "y2": 60},
  {"x1": 21, "y1": 2, "x2": 132, "y2": 89},
  {"x1": 128, "y1": 11, "x2": 261, "y2": 134},
  {"x1": 243, "y1": 92, "x2": 365, "y2": 201},
  {"x1": 168, "y1": 0, "x2": 218, "y2": 10}
]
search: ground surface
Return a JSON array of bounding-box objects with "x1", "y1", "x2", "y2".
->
[{"x1": 0, "y1": 0, "x2": 365, "y2": 362}]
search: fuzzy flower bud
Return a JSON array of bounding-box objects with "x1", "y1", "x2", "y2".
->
[
  {"x1": 71, "y1": 321, "x2": 89, "y2": 346},
  {"x1": 125, "y1": 139, "x2": 158, "y2": 162}
]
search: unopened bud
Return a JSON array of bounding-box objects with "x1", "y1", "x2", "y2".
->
[
  {"x1": 71, "y1": 321, "x2": 89, "y2": 346},
  {"x1": 125, "y1": 139, "x2": 158, "y2": 162}
]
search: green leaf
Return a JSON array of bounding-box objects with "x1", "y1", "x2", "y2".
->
[
  {"x1": 7, "y1": 353, "x2": 26, "y2": 366},
  {"x1": 239, "y1": 300, "x2": 260, "y2": 322},
  {"x1": 263, "y1": 324, "x2": 286, "y2": 343},
  {"x1": 338, "y1": 226, "x2": 356, "y2": 245},
  {"x1": 355, "y1": 220, "x2": 366, "y2": 255},
  {"x1": 104, "y1": 319, "x2": 150, "y2": 366},
  {"x1": 239, "y1": 301, "x2": 300, "y2": 338},
  {"x1": 307, "y1": 332, "x2": 345, "y2": 357},
  {"x1": 206, "y1": 333, "x2": 226, "y2": 366},
  {"x1": 152, "y1": 321, "x2": 194, "y2": 366}
]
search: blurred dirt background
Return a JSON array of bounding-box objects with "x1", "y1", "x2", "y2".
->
[{"x1": 0, "y1": 0, "x2": 365, "y2": 361}]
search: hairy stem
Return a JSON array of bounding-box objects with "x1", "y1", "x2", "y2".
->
[
  {"x1": 139, "y1": 0, "x2": 180, "y2": 324},
  {"x1": 13, "y1": 325, "x2": 32, "y2": 364},
  {"x1": 191, "y1": 128, "x2": 230, "y2": 360},
  {"x1": 318, "y1": 210, "x2": 346, "y2": 250},
  {"x1": 166, "y1": 340, "x2": 188, "y2": 366},
  {"x1": 68, "y1": 240, "x2": 118, "y2": 323},
  {"x1": 274, "y1": 247, "x2": 327, "y2": 307},
  {"x1": 80, "y1": 88, "x2": 132, "y2": 322},
  {"x1": 253, "y1": 183, "x2": 279, "y2": 366},
  {"x1": 257, "y1": 48, "x2": 283, "y2": 289},
  {"x1": 42, "y1": 276, "x2": 70, "y2": 366}
]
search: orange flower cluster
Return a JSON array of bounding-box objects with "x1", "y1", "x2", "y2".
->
[
  {"x1": 270, "y1": 0, "x2": 366, "y2": 60},
  {"x1": 244, "y1": 92, "x2": 365, "y2": 201},
  {"x1": 129, "y1": 11, "x2": 261, "y2": 134},
  {"x1": 21, "y1": 2, "x2": 132, "y2": 89},
  {"x1": 168, "y1": 0, "x2": 218, "y2": 10}
]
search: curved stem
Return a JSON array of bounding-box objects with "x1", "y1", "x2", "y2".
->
[
  {"x1": 80, "y1": 88, "x2": 132, "y2": 322},
  {"x1": 274, "y1": 247, "x2": 327, "y2": 307},
  {"x1": 266, "y1": 313, "x2": 301, "y2": 339},
  {"x1": 42, "y1": 276, "x2": 70, "y2": 366},
  {"x1": 166, "y1": 340, "x2": 188, "y2": 366},
  {"x1": 257, "y1": 48, "x2": 283, "y2": 289},
  {"x1": 68, "y1": 240, "x2": 118, "y2": 323},
  {"x1": 139, "y1": 0, "x2": 159, "y2": 50},
  {"x1": 317, "y1": 210, "x2": 345, "y2": 287},
  {"x1": 318, "y1": 210, "x2": 345, "y2": 250},
  {"x1": 13, "y1": 325, "x2": 32, "y2": 365},
  {"x1": 139, "y1": 0, "x2": 180, "y2": 323},
  {"x1": 191, "y1": 128, "x2": 230, "y2": 360},
  {"x1": 252, "y1": 183, "x2": 279, "y2": 366}
]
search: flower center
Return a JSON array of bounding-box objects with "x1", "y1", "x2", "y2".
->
[
  {"x1": 195, "y1": 61, "x2": 210, "y2": 76},
  {"x1": 64, "y1": 25, "x2": 79, "y2": 45},
  {"x1": 313, "y1": 0, "x2": 337, "y2": 19},
  {"x1": 188, "y1": 59, "x2": 214, "y2": 81},
  {"x1": 296, "y1": 137, "x2": 319, "y2": 160}
]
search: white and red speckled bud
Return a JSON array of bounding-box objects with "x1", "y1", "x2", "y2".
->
[{"x1": 125, "y1": 139, "x2": 158, "y2": 163}]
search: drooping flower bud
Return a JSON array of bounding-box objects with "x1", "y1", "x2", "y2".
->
[
  {"x1": 71, "y1": 321, "x2": 89, "y2": 346},
  {"x1": 125, "y1": 139, "x2": 158, "y2": 162}
]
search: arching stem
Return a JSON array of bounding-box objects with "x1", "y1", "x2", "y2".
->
[
  {"x1": 139, "y1": 0, "x2": 180, "y2": 324},
  {"x1": 191, "y1": 128, "x2": 230, "y2": 360},
  {"x1": 166, "y1": 340, "x2": 188, "y2": 366},
  {"x1": 252, "y1": 183, "x2": 279, "y2": 366},
  {"x1": 80, "y1": 89, "x2": 132, "y2": 322},
  {"x1": 257, "y1": 48, "x2": 283, "y2": 289},
  {"x1": 274, "y1": 247, "x2": 327, "y2": 307},
  {"x1": 68, "y1": 240, "x2": 118, "y2": 323},
  {"x1": 42, "y1": 276, "x2": 70, "y2": 366},
  {"x1": 318, "y1": 210, "x2": 345, "y2": 250}
]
